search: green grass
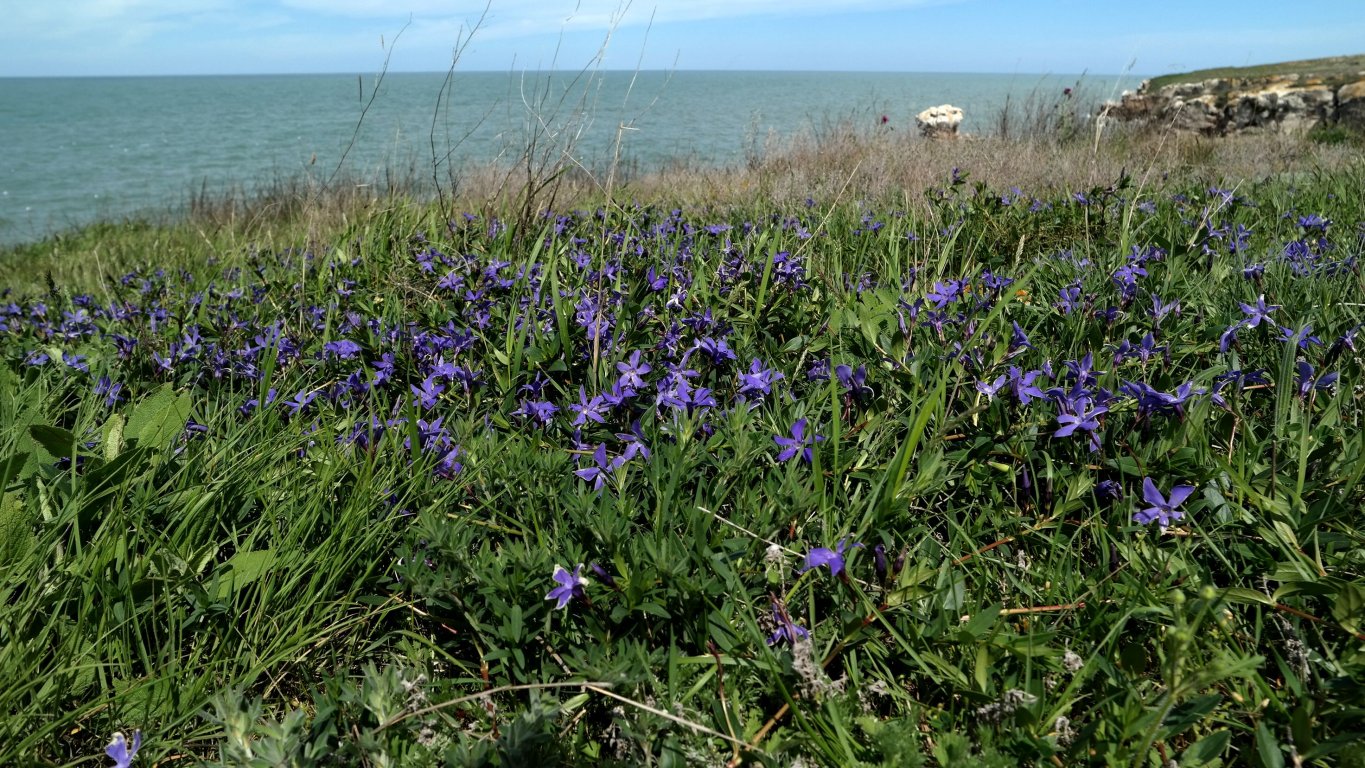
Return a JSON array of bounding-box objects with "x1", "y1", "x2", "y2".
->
[
  {"x1": 2, "y1": 160, "x2": 1365, "y2": 767},
  {"x1": 1147, "y1": 53, "x2": 1365, "y2": 91}
]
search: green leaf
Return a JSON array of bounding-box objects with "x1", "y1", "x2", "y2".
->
[
  {"x1": 638, "y1": 602, "x2": 671, "y2": 619},
  {"x1": 1181, "y1": 729, "x2": 1232, "y2": 766},
  {"x1": 125, "y1": 383, "x2": 192, "y2": 450},
  {"x1": 0, "y1": 452, "x2": 30, "y2": 488},
  {"x1": 1161, "y1": 693, "x2": 1221, "y2": 738},
  {"x1": 885, "y1": 564, "x2": 937, "y2": 607},
  {"x1": 28, "y1": 424, "x2": 77, "y2": 460},
  {"x1": 1255, "y1": 720, "x2": 1285, "y2": 768},
  {"x1": 83, "y1": 445, "x2": 153, "y2": 496},
  {"x1": 959, "y1": 604, "x2": 1001, "y2": 640},
  {"x1": 1331, "y1": 582, "x2": 1365, "y2": 635},
  {"x1": 1222, "y1": 587, "x2": 1273, "y2": 606},
  {"x1": 215, "y1": 549, "x2": 278, "y2": 601},
  {"x1": 102, "y1": 413, "x2": 126, "y2": 461},
  {"x1": 0, "y1": 492, "x2": 35, "y2": 566}
]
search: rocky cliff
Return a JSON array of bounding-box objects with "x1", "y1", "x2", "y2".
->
[{"x1": 1106, "y1": 72, "x2": 1365, "y2": 135}]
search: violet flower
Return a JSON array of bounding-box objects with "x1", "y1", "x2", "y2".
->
[
  {"x1": 1296, "y1": 360, "x2": 1339, "y2": 399},
  {"x1": 774, "y1": 418, "x2": 825, "y2": 464},
  {"x1": 737, "y1": 358, "x2": 783, "y2": 400},
  {"x1": 799, "y1": 538, "x2": 862, "y2": 578},
  {"x1": 976, "y1": 374, "x2": 1008, "y2": 401},
  {"x1": 545, "y1": 564, "x2": 587, "y2": 610},
  {"x1": 767, "y1": 598, "x2": 810, "y2": 646},
  {"x1": 574, "y1": 443, "x2": 621, "y2": 491},
  {"x1": 835, "y1": 364, "x2": 872, "y2": 401},
  {"x1": 615, "y1": 350, "x2": 652, "y2": 390},
  {"x1": 105, "y1": 730, "x2": 141, "y2": 768},
  {"x1": 1238, "y1": 295, "x2": 1278, "y2": 328},
  {"x1": 1134, "y1": 477, "x2": 1194, "y2": 527},
  {"x1": 568, "y1": 387, "x2": 607, "y2": 427}
]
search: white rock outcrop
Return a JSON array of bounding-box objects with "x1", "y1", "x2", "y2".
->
[{"x1": 915, "y1": 104, "x2": 964, "y2": 139}]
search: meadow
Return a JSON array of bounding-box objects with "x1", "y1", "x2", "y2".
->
[{"x1": 2, "y1": 123, "x2": 1364, "y2": 767}]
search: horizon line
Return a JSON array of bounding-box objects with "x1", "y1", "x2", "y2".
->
[{"x1": 0, "y1": 67, "x2": 1152, "y2": 80}]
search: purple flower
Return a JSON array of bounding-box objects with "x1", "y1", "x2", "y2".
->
[
  {"x1": 737, "y1": 358, "x2": 783, "y2": 400},
  {"x1": 1279, "y1": 324, "x2": 1323, "y2": 350},
  {"x1": 283, "y1": 389, "x2": 317, "y2": 418},
  {"x1": 925, "y1": 280, "x2": 961, "y2": 308},
  {"x1": 1134, "y1": 477, "x2": 1194, "y2": 527},
  {"x1": 105, "y1": 730, "x2": 141, "y2": 768},
  {"x1": 1219, "y1": 321, "x2": 1245, "y2": 353},
  {"x1": 615, "y1": 421, "x2": 651, "y2": 462},
  {"x1": 774, "y1": 418, "x2": 825, "y2": 464},
  {"x1": 588, "y1": 562, "x2": 618, "y2": 590},
  {"x1": 1297, "y1": 213, "x2": 1331, "y2": 232},
  {"x1": 1296, "y1": 360, "x2": 1339, "y2": 399},
  {"x1": 1149, "y1": 295, "x2": 1180, "y2": 324},
  {"x1": 513, "y1": 399, "x2": 558, "y2": 426},
  {"x1": 1063, "y1": 352, "x2": 1104, "y2": 387},
  {"x1": 1238, "y1": 295, "x2": 1278, "y2": 328},
  {"x1": 798, "y1": 538, "x2": 862, "y2": 578},
  {"x1": 1096, "y1": 479, "x2": 1123, "y2": 501},
  {"x1": 767, "y1": 598, "x2": 809, "y2": 646},
  {"x1": 1055, "y1": 282, "x2": 1084, "y2": 315},
  {"x1": 239, "y1": 388, "x2": 277, "y2": 417},
  {"x1": 574, "y1": 443, "x2": 622, "y2": 491},
  {"x1": 1054, "y1": 401, "x2": 1106, "y2": 438},
  {"x1": 1010, "y1": 367, "x2": 1047, "y2": 406},
  {"x1": 63, "y1": 352, "x2": 89, "y2": 373},
  {"x1": 976, "y1": 374, "x2": 1008, "y2": 401},
  {"x1": 568, "y1": 387, "x2": 607, "y2": 427},
  {"x1": 1054, "y1": 397, "x2": 1107, "y2": 452},
  {"x1": 411, "y1": 376, "x2": 445, "y2": 410},
  {"x1": 323, "y1": 339, "x2": 363, "y2": 360},
  {"x1": 615, "y1": 349, "x2": 652, "y2": 390},
  {"x1": 691, "y1": 336, "x2": 737, "y2": 366},
  {"x1": 94, "y1": 377, "x2": 124, "y2": 408},
  {"x1": 546, "y1": 564, "x2": 587, "y2": 609},
  {"x1": 835, "y1": 364, "x2": 872, "y2": 401}
]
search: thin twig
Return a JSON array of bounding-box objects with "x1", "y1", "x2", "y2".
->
[
  {"x1": 329, "y1": 20, "x2": 411, "y2": 189},
  {"x1": 376, "y1": 681, "x2": 613, "y2": 731},
  {"x1": 584, "y1": 684, "x2": 759, "y2": 753}
]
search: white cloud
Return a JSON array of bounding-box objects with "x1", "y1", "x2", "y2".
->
[
  {"x1": 0, "y1": 0, "x2": 954, "y2": 75},
  {"x1": 276, "y1": 0, "x2": 948, "y2": 35}
]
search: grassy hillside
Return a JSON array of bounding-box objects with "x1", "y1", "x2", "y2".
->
[
  {"x1": 3, "y1": 125, "x2": 1365, "y2": 766},
  {"x1": 1147, "y1": 53, "x2": 1365, "y2": 91}
]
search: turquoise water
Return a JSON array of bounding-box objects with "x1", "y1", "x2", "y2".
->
[{"x1": 0, "y1": 70, "x2": 1139, "y2": 245}]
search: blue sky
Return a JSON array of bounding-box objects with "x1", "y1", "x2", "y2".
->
[{"x1": 3, "y1": 0, "x2": 1362, "y2": 78}]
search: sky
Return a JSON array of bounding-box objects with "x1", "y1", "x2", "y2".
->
[{"x1": 2, "y1": 0, "x2": 1363, "y2": 78}]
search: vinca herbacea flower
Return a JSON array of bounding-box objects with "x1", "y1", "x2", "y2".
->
[
  {"x1": 546, "y1": 564, "x2": 587, "y2": 610},
  {"x1": 737, "y1": 358, "x2": 783, "y2": 400},
  {"x1": 616, "y1": 351, "x2": 652, "y2": 390},
  {"x1": 774, "y1": 418, "x2": 825, "y2": 464},
  {"x1": 799, "y1": 538, "x2": 862, "y2": 578},
  {"x1": 767, "y1": 598, "x2": 809, "y2": 646},
  {"x1": 105, "y1": 730, "x2": 141, "y2": 768},
  {"x1": 1296, "y1": 360, "x2": 1339, "y2": 399},
  {"x1": 1238, "y1": 295, "x2": 1278, "y2": 328},
  {"x1": 835, "y1": 364, "x2": 872, "y2": 401},
  {"x1": 1134, "y1": 478, "x2": 1194, "y2": 528},
  {"x1": 1054, "y1": 397, "x2": 1106, "y2": 452}
]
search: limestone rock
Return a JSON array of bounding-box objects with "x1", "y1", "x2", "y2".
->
[
  {"x1": 1104, "y1": 72, "x2": 1357, "y2": 135},
  {"x1": 1337, "y1": 80, "x2": 1365, "y2": 130},
  {"x1": 916, "y1": 104, "x2": 963, "y2": 139},
  {"x1": 1163, "y1": 95, "x2": 1221, "y2": 133}
]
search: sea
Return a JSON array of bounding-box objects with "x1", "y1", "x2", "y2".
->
[{"x1": 0, "y1": 70, "x2": 1142, "y2": 246}]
